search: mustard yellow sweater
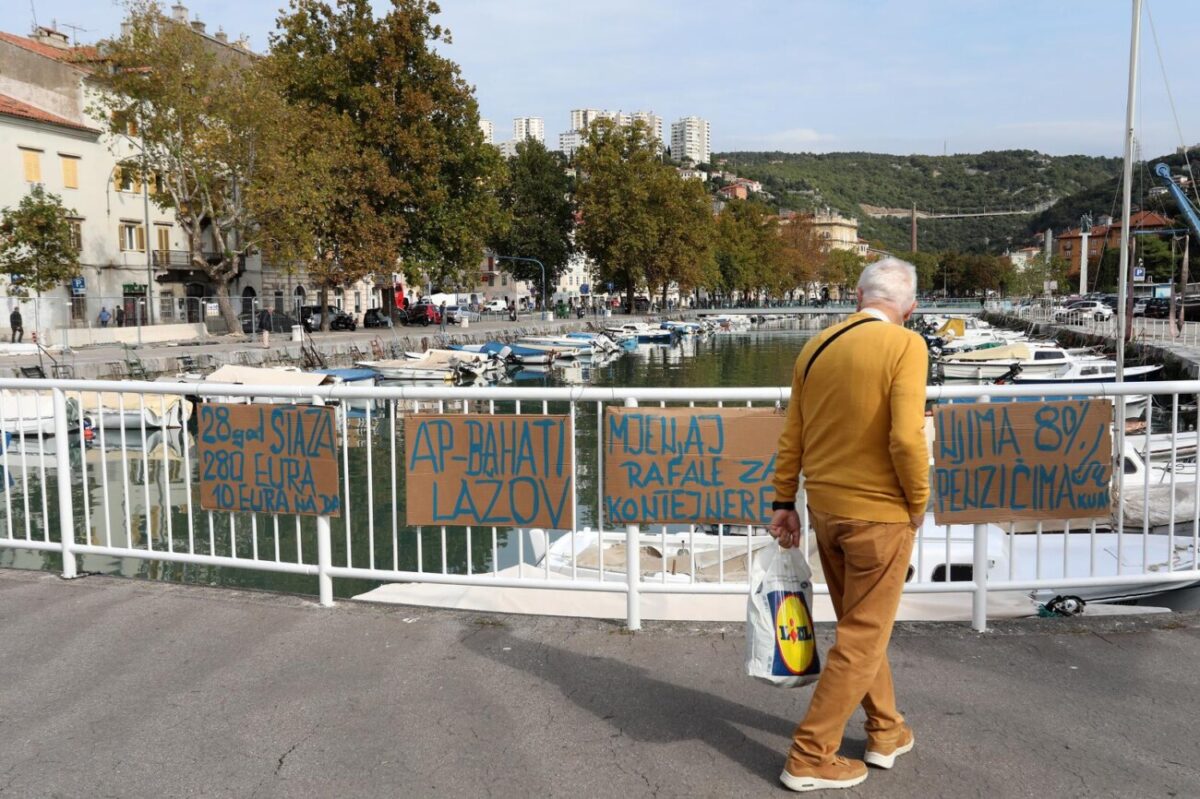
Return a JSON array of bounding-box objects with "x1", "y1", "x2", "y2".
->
[{"x1": 773, "y1": 312, "x2": 930, "y2": 522}]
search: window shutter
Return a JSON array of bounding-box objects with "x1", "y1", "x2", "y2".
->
[
  {"x1": 22, "y1": 150, "x2": 41, "y2": 183},
  {"x1": 118, "y1": 224, "x2": 126, "y2": 251},
  {"x1": 136, "y1": 226, "x2": 146, "y2": 251},
  {"x1": 61, "y1": 157, "x2": 79, "y2": 189}
]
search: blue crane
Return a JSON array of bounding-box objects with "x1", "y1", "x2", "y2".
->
[{"x1": 1153, "y1": 162, "x2": 1200, "y2": 240}]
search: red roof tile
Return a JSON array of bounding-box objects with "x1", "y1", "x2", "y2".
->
[
  {"x1": 0, "y1": 31, "x2": 102, "y2": 70},
  {"x1": 0, "y1": 93, "x2": 98, "y2": 133}
]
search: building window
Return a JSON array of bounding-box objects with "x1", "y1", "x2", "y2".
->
[
  {"x1": 71, "y1": 296, "x2": 86, "y2": 322},
  {"x1": 354, "y1": 291, "x2": 361, "y2": 313},
  {"x1": 68, "y1": 219, "x2": 82, "y2": 253},
  {"x1": 60, "y1": 155, "x2": 80, "y2": 189},
  {"x1": 20, "y1": 148, "x2": 42, "y2": 183},
  {"x1": 159, "y1": 293, "x2": 176, "y2": 321},
  {"x1": 155, "y1": 225, "x2": 170, "y2": 257},
  {"x1": 119, "y1": 221, "x2": 145, "y2": 252},
  {"x1": 116, "y1": 166, "x2": 141, "y2": 193}
]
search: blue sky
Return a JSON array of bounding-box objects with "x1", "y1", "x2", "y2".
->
[{"x1": 6, "y1": 0, "x2": 1198, "y2": 157}]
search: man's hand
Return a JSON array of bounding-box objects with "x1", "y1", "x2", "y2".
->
[
  {"x1": 910, "y1": 513, "x2": 924, "y2": 532},
  {"x1": 768, "y1": 509, "x2": 802, "y2": 549}
]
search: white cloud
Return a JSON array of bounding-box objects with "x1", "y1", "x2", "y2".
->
[{"x1": 726, "y1": 128, "x2": 835, "y2": 152}]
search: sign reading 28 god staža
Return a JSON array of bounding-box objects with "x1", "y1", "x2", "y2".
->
[
  {"x1": 932, "y1": 399, "x2": 1112, "y2": 524},
  {"x1": 197, "y1": 403, "x2": 341, "y2": 517},
  {"x1": 404, "y1": 414, "x2": 573, "y2": 529}
]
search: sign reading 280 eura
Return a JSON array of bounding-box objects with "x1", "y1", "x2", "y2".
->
[
  {"x1": 603, "y1": 407, "x2": 787, "y2": 526},
  {"x1": 197, "y1": 403, "x2": 341, "y2": 517},
  {"x1": 932, "y1": 399, "x2": 1112, "y2": 524}
]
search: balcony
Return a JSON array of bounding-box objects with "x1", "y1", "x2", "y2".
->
[{"x1": 152, "y1": 250, "x2": 229, "y2": 270}]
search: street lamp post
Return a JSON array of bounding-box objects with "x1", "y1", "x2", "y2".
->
[{"x1": 495, "y1": 255, "x2": 547, "y2": 316}]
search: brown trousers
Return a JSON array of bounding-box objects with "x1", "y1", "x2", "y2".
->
[{"x1": 788, "y1": 508, "x2": 915, "y2": 767}]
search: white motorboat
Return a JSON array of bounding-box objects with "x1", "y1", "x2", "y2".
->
[
  {"x1": 68, "y1": 391, "x2": 192, "y2": 430},
  {"x1": 940, "y1": 342, "x2": 1083, "y2": 380},
  {"x1": 358, "y1": 357, "x2": 457, "y2": 381},
  {"x1": 404, "y1": 348, "x2": 503, "y2": 377},
  {"x1": 0, "y1": 390, "x2": 56, "y2": 436},
  {"x1": 1009, "y1": 361, "x2": 1162, "y2": 384}
]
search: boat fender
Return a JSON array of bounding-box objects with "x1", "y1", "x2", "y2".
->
[{"x1": 1037, "y1": 595, "x2": 1086, "y2": 617}]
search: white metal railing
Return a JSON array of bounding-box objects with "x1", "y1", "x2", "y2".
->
[{"x1": 1, "y1": 377, "x2": 1198, "y2": 633}]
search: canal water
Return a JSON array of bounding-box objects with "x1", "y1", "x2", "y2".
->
[{"x1": 0, "y1": 324, "x2": 819, "y2": 598}]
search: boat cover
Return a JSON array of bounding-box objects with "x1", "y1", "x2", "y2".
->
[
  {"x1": 205, "y1": 365, "x2": 334, "y2": 387},
  {"x1": 943, "y1": 342, "x2": 1031, "y2": 362}
]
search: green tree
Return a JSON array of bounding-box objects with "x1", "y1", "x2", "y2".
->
[
  {"x1": 269, "y1": 0, "x2": 504, "y2": 307},
  {"x1": 93, "y1": 2, "x2": 280, "y2": 331},
  {"x1": 574, "y1": 118, "x2": 663, "y2": 307},
  {"x1": 643, "y1": 169, "x2": 717, "y2": 306},
  {"x1": 899, "y1": 250, "x2": 939, "y2": 294},
  {"x1": 491, "y1": 139, "x2": 574, "y2": 300},
  {"x1": 823, "y1": 249, "x2": 866, "y2": 296},
  {"x1": 714, "y1": 199, "x2": 782, "y2": 301},
  {"x1": 779, "y1": 216, "x2": 827, "y2": 299},
  {"x1": 0, "y1": 185, "x2": 80, "y2": 298}
]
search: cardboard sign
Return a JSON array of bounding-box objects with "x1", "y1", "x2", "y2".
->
[
  {"x1": 932, "y1": 399, "x2": 1112, "y2": 524},
  {"x1": 197, "y1": 403, "x2": 341, "y2": 517},
  {"x1": 404, "y1": 414, "x2": 573, "y2": 529},
  {"x1": 603, "y1": 407, "x2": 787, "y2": 526}
]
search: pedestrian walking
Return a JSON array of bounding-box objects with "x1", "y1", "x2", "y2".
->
[
  {"x1": 259, "y1": 306, "x2": 272, "y2": 349},
  {"x1": 439, "y1": 301, "x2": 447, "y2": 332},
  {"x1": 9, "y1": 307, "x2": 22, "y2": 343},
  {"x1": 769, "y1": 257, "x2": 928, "y2": 793},
  {"x1": 116, "y1": 306, "x2": 126, "y2": 327},
  {"x1": 98, "y1": 307, "x2": 111, "y2": 328}
]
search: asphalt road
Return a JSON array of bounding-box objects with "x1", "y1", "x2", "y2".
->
[{"x1": 0, "y1": 569, "x2": 1197, "y2": 799}]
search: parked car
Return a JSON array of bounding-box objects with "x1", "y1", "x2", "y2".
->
[
  {"x1": 444, "y1": 306, "x2": 479, "y2": 324},
  {"x1": 239, "y1": 311, "x2": 297, "y2": 334},
  {"x1": 1054, "y1": 300, "x2": 1112, "y2": 322},
  {"x1": 1144, "y1": 297, "x2": 1172, "y2": 318},
  {"x1": 299, "y1": 305, "x2": 357, "y2": 332},
  {"x1": 363, "y1": 308, "x2": 393, "y2": 328},
  {"x1": 1132, "y1": 298, "x2": 1148, "y2": 316},
  {"x1": 481, "y1": 299, "x2": 508, "y2": 313},
  {"x1": 403, "y1": 302, "x2": 442, "y2": 326}
]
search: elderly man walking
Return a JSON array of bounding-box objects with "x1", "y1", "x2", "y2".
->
[{"x1": 768, "y1": 257, "x2": 930, "y2": 792}]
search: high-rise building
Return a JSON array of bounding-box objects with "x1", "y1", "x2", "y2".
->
[
  {"x1": 512, "y1": 117, "x2": 545, "y2": 144},
  {"x1": 559, "y1": 131, "x2": 586, "y2": 159},
  {"x1": 616, "y1": 110, "x2": 663, "y2": 146},
  {"x1": 497, "y1": 140, "x2": 520, "y2": 159},
  {"x1": 478, "y1": 119, "x2": 494, "y2": 145},
  {"x1": 671, "y1": 116, "x2": 711, "y2": 165},
  {"x1": 570, "y1": 108, "x2": 612, "y2": 132}
]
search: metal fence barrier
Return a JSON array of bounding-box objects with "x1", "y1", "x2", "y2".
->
[{"x1": 0, "y1": 378, "x2": 1197, "y2": 633}]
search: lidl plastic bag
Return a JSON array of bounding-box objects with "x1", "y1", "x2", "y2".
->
[{"x1": 745, "y1": 541, "x2": 821, "y2": 687}]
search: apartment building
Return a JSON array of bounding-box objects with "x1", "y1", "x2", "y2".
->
[
  {"x1": 478, "y1": 119, "x2": 494, "y2": 145},
  {"x1": 670, "y1": 116, "x2": 711, "y2": 165},
  {"x1": 512, "y1": 116, "x2": 545, "y2": 144}
]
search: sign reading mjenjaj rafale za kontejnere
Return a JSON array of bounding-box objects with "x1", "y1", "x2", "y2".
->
[{"x1": 932, "y1": 399, "x2": 1112, "y2": 524}]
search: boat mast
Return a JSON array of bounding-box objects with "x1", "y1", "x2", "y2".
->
[{"x1": 1115, "y1": 0, "x2": 1142, "y2": 384}]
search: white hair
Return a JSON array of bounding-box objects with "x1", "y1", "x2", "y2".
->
[{"x1": 857, "y1": 257, "x2": 917, "y2": 308}]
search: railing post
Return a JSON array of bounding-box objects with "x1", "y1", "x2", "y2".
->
[
  {"x1": 624, "y1": 396, "x2": 641, "y2": 631},
  {"x1": 314, "y1": 395, "x2": 334, "y2": 607},
  {"x1": 971, "y1": 522, "x2": 987, "y2": 632},
  {"x1": 51, "y1": 388, "x2": 77, "y2": 579},
  {"x1": 971, "y1": 393, "x2": 990, "y2": 632}
]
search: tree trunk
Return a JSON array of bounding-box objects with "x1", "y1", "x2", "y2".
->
[
  {"x1": 319, "y1": 286, "x2": 330, "y2": 332},
  {"x1": 214, "y1": 280, "x2": 240, "y2": 335}
]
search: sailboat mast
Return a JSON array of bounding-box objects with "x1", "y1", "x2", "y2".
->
[{"x1": 1115, "y1": 0, "x2": 1142, "y2": 384}]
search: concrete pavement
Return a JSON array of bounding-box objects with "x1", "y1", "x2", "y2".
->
[{"x1": 1, "y1": 568, "x2": 1197, "y2": 798}]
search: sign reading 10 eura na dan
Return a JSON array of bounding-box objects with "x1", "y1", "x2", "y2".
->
[{"x1": 932, "y1": 399, "x2": 1112, "y2": 525}]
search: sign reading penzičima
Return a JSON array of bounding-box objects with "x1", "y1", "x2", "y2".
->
[
  {"x1": 603, "y1": 406, "x2": 787, "y2": 526},
  {"x1": 932, "y1": 399, "x2": 1113, "y2": 524},
  {"x1": 404, "y1": 414, "x2": 573, "y2": 529},
  {"x1": 197, "y1": 403, "x2": 341, "y2": 517}
]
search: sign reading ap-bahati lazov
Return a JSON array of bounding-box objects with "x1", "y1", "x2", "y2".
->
[{"x1": 932, "y1": 399, "x2": 1112, "y2": 525}]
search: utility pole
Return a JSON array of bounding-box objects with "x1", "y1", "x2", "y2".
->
[{"x1": 910, "y1": 203, "x2": 917, "y2": 252}]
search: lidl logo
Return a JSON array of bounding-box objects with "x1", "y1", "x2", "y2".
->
[{"x1": 772, "y1": 592, "x2": 815, "y2": 675}]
